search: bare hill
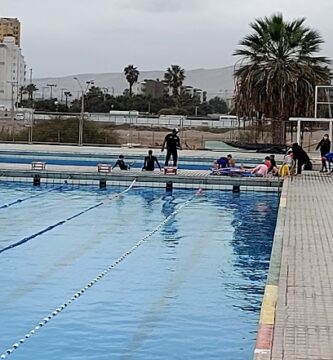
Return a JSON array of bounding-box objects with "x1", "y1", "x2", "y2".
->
[{"x1": 33, "y1": 66, "x2": 235, "y2": 100}]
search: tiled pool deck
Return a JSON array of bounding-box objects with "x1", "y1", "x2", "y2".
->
[
  {"x1": 255, "y1": 173, "x2": 333, "y2": 360},
  {"x1": 1, "y1": 144, "x2": 332, "y2": 359}
]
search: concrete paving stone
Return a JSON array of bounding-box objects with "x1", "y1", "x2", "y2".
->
[{"x1": 272, "y1": 174, "x2": 333, "y2": 360}]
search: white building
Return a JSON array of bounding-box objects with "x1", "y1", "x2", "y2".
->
[{"x1": 0, "y1": 36, "x2": 26, "y2": 110}]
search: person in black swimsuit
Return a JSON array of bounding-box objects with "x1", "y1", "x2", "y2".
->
[
  {"x1": 143, "y1": 150, "x2": 161, "y2": 171},
  {"x1": 161, "y1": 128, "x2": 182, "y2": 166},
  {"x1": 112, "y1": 155, "x2": 129, "y2": 170}
]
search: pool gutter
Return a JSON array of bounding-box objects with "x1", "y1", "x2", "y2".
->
[{"x1": 253, "y1": 178, "x2": 289, "y2": 359}]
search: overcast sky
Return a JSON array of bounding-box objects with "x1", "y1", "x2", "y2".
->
[{"x1": 3, "y1": 0, "x2": 333, "y2": 78}]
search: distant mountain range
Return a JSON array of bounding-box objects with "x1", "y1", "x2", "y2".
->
[{"x1": 34, "y1": 66, "x2": 235, "y2": 100}]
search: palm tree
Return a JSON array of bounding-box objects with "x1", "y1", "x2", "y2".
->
[
  {"x1": 25, "y1": 83, "x2": 38, "y2": 101},
  {"x1": 164, "y1": 65, "x2": 185, "y2": 97},
  {"x1": 234, "y1": 13, "x2": 331, "y2": 143},
  {"x1": 124, "y1": 65, "x2": 140, "y2": 96}
]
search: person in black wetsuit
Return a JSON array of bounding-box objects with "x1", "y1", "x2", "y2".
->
[
  {"x1": 112, "y1": 155, "x2": 129, "y2": 170},
  {"x1": 143, "y1": 150, "x2": 161, "y2": 171},
  {"x1": 161, "y1": 128, "x2": 182, "y2": 166},
  {"x1": 316, "y1": 134, "x2": 331, "y2": 172},
  {"x1": 292, "y1": 143, "x2": 310, "y2": 175}
]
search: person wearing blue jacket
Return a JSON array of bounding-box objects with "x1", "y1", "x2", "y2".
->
[{"x1": 324, "y1": 152, "x2": 333, "y2": 172}]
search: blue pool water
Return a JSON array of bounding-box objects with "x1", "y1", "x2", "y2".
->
[
  {"x1": 0, "y1": 153, "x2": 211, "y2": 170},
  {"x1": 0, "y1": 182, "x2": 279, "y2": 359},
  {"x1": 0, "y1": 152, "x2": 260, "y2": 170}
]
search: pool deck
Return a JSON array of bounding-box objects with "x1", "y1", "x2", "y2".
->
[
  {"x1": 0, "y1": 162, "x2": 282, "y2": 191},
  {"x1": 255, "y1": 172, "x2": 333, "y2": 360}
]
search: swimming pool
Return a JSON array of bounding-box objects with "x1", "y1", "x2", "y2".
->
[{"x1": 0, "y1": 182, "x2": 279, "y2": 359}]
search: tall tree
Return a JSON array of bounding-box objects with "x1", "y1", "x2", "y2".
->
[
  {"x1": 164, "y1": 65, "x2": 185, "y2": 97},
  {"x1": 25, "y1": 83, "x2": 38, "y2": 101},
  {"x1": 234, "y1": 13, "x2": 331, "y2": 142},
  {"x1": 124, "y1": 65, "x2": 140, "y2": 96}
]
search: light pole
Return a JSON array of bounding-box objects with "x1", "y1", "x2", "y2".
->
[
  {"x1": 47, "y1": 83, "x2": 57, "y2": 99},
  {"x1": 42, "y1": 86, "x2": 48, "y2": 99},
  {"x1": 7, "y1": 81, "x2": 18, "y2": 139},
  {"x1": 60, "y1": 88, "x2": 67, "y2": 103},
  {"x1": 73, "y1": 77, "x2": 94, "y2": 146},
  {"x1": 101, "y1": 87, "x2": 109, "y2": 102},
  {"x1": 64, "y1": 91, "x2": 72, "y2": 108}
]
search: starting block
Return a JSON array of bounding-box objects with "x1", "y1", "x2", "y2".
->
[
  {"x1": 97, "y1": 163, "x2": 112, "y2": 173},
  {"x1": 164, "y1": 166, "x2": 177, "y2": 175},
  {"x1": 31, "y1": 161, "x2": 46, "y2": 170}
]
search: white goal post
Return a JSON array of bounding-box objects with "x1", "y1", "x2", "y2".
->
[{"x1": 289, "y1": 85, "x2": 333, "y2": 148}]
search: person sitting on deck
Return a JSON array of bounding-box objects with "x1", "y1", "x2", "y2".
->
[
  {"x1": 264, "y1": 156, "x2": 271, "y2": 169},
  {"x1": 251, "y1": 163, "x2": 268, "y2": 177},
  {"x1": 142, "y1": 150, "x2": 162, "y2": 171},
  {"x1": 112, "y1": 155, "x2": 129, "y2": 170},
  {"x1": 267, "y1": 154, "x2": 279, "y2": 176},
  {"x1": 279, "y1": 149, "x2": 295, "y2": 177},
  {"x1": 227, "y1": 154, "x2": 236, "y2": 167}
]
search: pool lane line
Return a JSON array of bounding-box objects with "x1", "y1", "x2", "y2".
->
[
  {"x1": 253, "y1": 179, "x2": 289, "y2": 360},
  {"x1": 0, "y1": 187, "x2": 200, "y2": 359},
  {"x1": 0, "y1": 180, "x2": 137, "y2": 256},
  {"x1": 0, "y1": 185, "x2": 65, "y2": 210}
]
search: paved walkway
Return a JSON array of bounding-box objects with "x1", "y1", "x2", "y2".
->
[{"x1": 272, "y1": 173, "x2": 333, "y2": 359}]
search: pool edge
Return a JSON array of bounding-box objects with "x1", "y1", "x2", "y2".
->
[{"x1": 253, "y1": 178, "x2": 289, "y2": 359}]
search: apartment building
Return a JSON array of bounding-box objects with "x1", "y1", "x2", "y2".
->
[
  {"x1": 140, "y1": 79, "x2": 168, "y2": 98},
  {"x1": 0, "y1": 36, "x2": 26, "y2": 110},
  {"x1": 0, "y1": 17, "x2": 20, "y2": 46},
  {"x1": 181, "y1": 85, "x2": 203, "y2": 101}
]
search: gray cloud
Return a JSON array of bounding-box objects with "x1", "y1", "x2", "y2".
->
[
  {"x1": 113, "y1": 0, "x2": 206, "y2": 13},
  {"x1": 2, "y1": 0, "x2": 333, "y2": 77}
]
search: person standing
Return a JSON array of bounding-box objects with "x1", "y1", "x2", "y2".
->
[
  {"x1": 316, "y1": 134, "x2": 331, "y2": 172},
  {"x1": 292, "y1": 143, "x2": 310, "y2": 175},
  {"x1": 161, "y1": 128, "x2": 182, "y2": 166},
  {"x1": 143, "y1": 150, "x2": 161, "y2": 171}
]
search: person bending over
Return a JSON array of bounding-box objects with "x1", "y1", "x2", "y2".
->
[
  {"x1": 143, "y1": 150, "x2": 161, "y2": 171},
  {"x1": 161, "y1": 128, "x2": 182, "y2": 166},
  {"x1": 217, "y1": 156, "x2": 229, "y2": 169},
  {"x1": 292, "y1": 143, "x2": 310, "y2": 175}
]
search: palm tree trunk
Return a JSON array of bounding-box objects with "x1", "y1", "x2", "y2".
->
[{"x1": 272, "y1": 119, "x2": 286, "y2": 144}]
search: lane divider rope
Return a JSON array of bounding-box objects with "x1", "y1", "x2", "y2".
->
[
  {"x1": 0, "y1": 185, "x2": 64, "y2": 210},
  {"x1": 0, "y1": 180, "x2": 136, "y2": 255},
  {"x1": 0, "y1": 188, "x2": 199, "y2": 359}
]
